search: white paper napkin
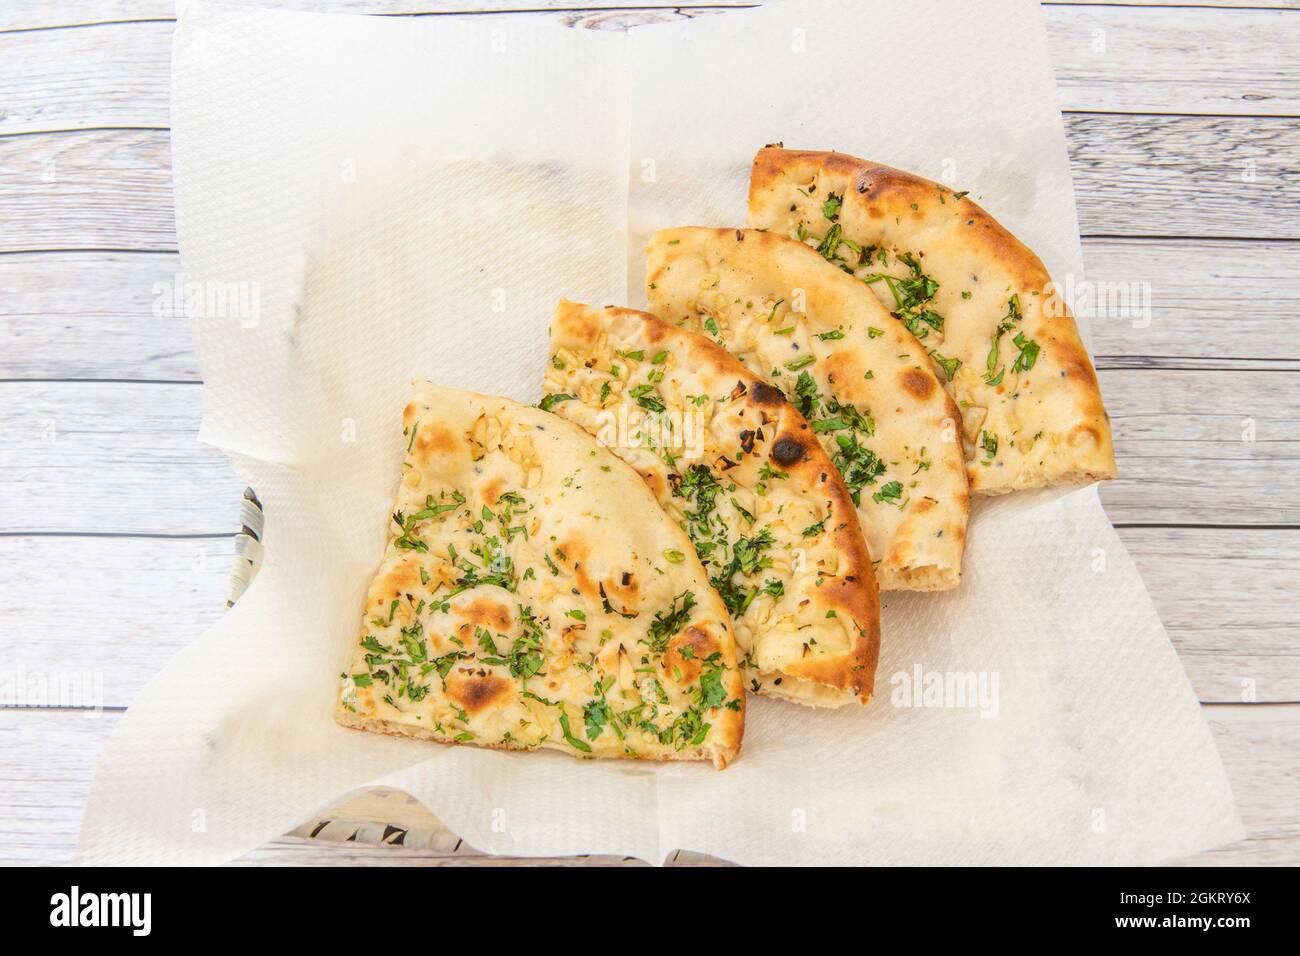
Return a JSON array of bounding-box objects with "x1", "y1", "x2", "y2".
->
[{"x1": 77, "y1": 0, "x2": 1243, "y2": 865}]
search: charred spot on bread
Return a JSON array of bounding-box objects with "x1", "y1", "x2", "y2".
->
[
  {"x1": 772, "y1": 435, "x2": 806, "y2": 466},
  {"x1": 750, "y1": 380, "x2": 786, "y2": 406}
]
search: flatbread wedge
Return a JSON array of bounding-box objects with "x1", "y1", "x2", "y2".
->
[
  {"x1": 645, "y1": 228, "x2": 969, "y2": 592},
  {"x1": 545, "y1": 300, "x2": 880, "y2": 707},
  {"x1": 748, "y1": 146, "x2": 1117, "y2": 494},
  {"x1": 336, "y1": 382, "x2": 745, "y2": 769}
]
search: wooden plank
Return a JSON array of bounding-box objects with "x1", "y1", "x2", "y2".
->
[
  {"x1": 2, "y1": 369, "x2": 1292, "y2": 533},
  {"x1": 1189, "y1": 703, "x2": 1300, "y2": 865},
  {"x1": 3, "y1": 1, "x2": 1298, "y2": 34},
  {"x1": 2, "y1": 7, "x2": 1299, "y2": 135},
  {"x1": 0, "y1": 12, "x2": 702, "y2": 137},
  {"x1": 1084, "y1": 238, "x2": 1300, "y2": 368},
  {"x1": 0, "y1": 130, "x2": 175, "y2": 253},
  {"x1": 0, "y1": 709, "x2": 121, "y2": 865},
  {"x1": 3, "y1": 117, "x2": 1294, "y2": 257},
  {"x1": 1048, "y1": 5, "x2": 1300, "y2": 115},
  {"x1": 0, "y1": 251, "x2": 196, "y2": 380},
  {"x1": 0, "y1": 1, "x2": 726, "y2": 33},
  {"x1": 1069, "y1": 116, "x2": 1300, "y2": 240},
  {"x1": 5, "y1": 703, "x2": 1293, "y2": 865},
  {"x1": 0, "y1": 21, "x2": 171, "y2": 132},
  {"x1": 1119, "y1": 528, "x2": 1300, "y2": 703},
  {"x1": 0, "y1": 535, "x2": 232, "y2": 708},
  {"x1": 1098, "y1": 368, "x2": 1300, "y2": 526},
  {"x1": 1, "y1": 0, "x2": 1295, "y2": 869},
  {"x1": 1, "y1": 527, "x2": 1292, "y2": 709},
  {"x1": 5, "y1": 239, "x2": 1295, "y2": 381},
  {"x1": 0, "y1": 381, "x2": 244, "y2": 534}
]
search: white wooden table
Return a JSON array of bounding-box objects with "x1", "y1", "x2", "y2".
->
[{"x1": 1, "y1": 0, "x2": 1297, "y2": 866}]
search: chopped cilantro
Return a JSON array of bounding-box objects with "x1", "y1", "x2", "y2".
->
[{"x1": 539, "y1": 393, "x2": 574, "y2": 412}]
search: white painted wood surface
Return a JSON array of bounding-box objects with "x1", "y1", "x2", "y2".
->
[{"x1": 0, "y1": 0, "x2": 1296, "y2": 866}]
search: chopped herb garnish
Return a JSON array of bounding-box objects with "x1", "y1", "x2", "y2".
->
[
  {"x1": 558, "y1": 709, "x2": 592, "y2": 752},
  {"x1": 647, "y1": 590, "x2": 697, "y2": 654},
  {"x1": 539, "y1": 393, "x2": 574, "y2": 412},
  {"x1": 929, "y1": 350, "x2": 961, "y2": 382},
  {"x1": 802, "y1": 517, "x2": 827, "y2": 537},
  {"x1": 871, "y1": 480, "x2": 904, "y2": 505}
]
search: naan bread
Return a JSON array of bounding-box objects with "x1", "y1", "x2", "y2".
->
[
  {"x1": 545, "y1": 301, "x2": 880, "y2": 708},
  {"x1": 748, "y1": 146, "x2": 1117, "y2": 494},
  {"x1": 336, "y1": 382, "x2": 745, "y2": 769},
  {"x1": 645, "y1": 228, "x2": 969, "y2": 592}
]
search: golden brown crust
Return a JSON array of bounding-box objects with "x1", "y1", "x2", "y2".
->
[
  {"x1": 335, "y1": 710, "x2": 739, "y2": 769},
  {"x1": 645, "y1": 227, "x2": 970, "y2": 592},
  {"x1": 335, "y1": 382, "x2": 745, "y2": 769},
  {"x1": 748, "y1": 146, "x2": 1117, "y2": 494},
  {"x1": 546, "y1": 301, "x2": 880, "y2": 707}
]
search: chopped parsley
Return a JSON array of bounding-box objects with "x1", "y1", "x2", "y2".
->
[
  {"x1": 871, "y1": 480, "x2": 904, "y2": 506},
  {"x1": 863, "y1": 252, "x2": 944, "y2": 342},
  {"x1": 646, "y1": 590, "x2": 697, "y2": 654},
  {"x1": 583, "y1": 699, "x2": 612, "y2": 741},
  {"x1": 985, "y1": 294, "x2": 1033, "y2": 386},
  {"x1": 558, "y1": 709, "x2": 591, "y2": 752},
  {"x1": 539, "y1": 393, "x2": 574, "y2": 412},
  {"x1": 832, "y1": 432, "x2": 888, "y2": 506},
  {"x1": 710, "y1": 529, "x2": 775, "y2": 617},
  {"x1": 929, "y1": 350, "x2": 961, "y2": 382}
]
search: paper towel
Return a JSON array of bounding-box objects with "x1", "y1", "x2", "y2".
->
[{"x1": 77, "y1": 0, "x2": 1242, "y2": 865}]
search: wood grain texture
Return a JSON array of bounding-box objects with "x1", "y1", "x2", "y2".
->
[
  {"x1": 0, "y1": 130, "x2": 175, "y2": 253},
  {"x1": 3, "y1": 119, "x2": 1295, "y2": 258},
  {"x1": 2, "y1": 1, "x2": 1298, "y2": 34},
  {"x1": 4, "y1": 704, "x2": 1294, "y2": 865},
  {"x1": 1047, "y1": 5, "x2": 1300, "y2": 115},
  {"x1": 5, "y1": 239, "x2": 1297, "y2": 381},
  {"x1": 0, "y1": 251, "x2": 193, "y2": 379},
  {"x1": 0, "y1": 382, "x2": 245, "y2": 534},
  {"x1": 0, "y1": 535, "x2": 233, "y2": 707},
  {"x1": 1067, "y1": 115, "x2": 1300, "y2": 239},
  {"x1": 2, "y1": 0, "x2": 1295, "y2": 867},
  {"x1": 2, "y1": 372, "x2": 1293, "y2": 534},
  {"x1": 2, "y1": 6, "x2": 1299, "y2": 135},
  {"x1": 1098, "y1": 368, "x2": 1300, "y2": 526},
  {"x1": 1121, "y1": 529, "x2": 1300, "y2": 702},
  {"x1": 0, "y1": 0, "x2": 702, "y2": 33},
  {"x1": 1084, "y1": 238, "x2": 1300, "y2": 367},
  {"x1": 1, "y1": 526, "x2": 1293, "y2": 707}
]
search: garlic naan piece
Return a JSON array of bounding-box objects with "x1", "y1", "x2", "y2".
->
[
  {"x1": 646, "y1": 228, "x2": 969, "y2": 592},
  {"x1": 336, "y1": 382, "x2": 745, "y2": 769},
  {"x1": 748, "y1": 146, "x2": 1117, "y2": 494},
  {"x1": 545, "y1": 301, "x2": 880, "y2": 708}
]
